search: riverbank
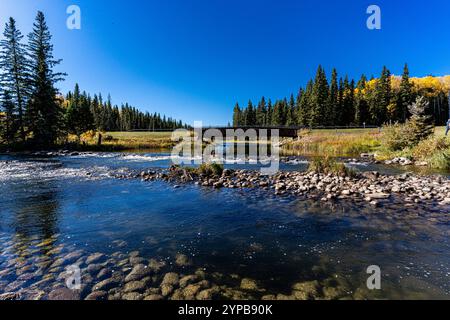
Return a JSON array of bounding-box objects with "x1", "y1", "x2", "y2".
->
[
  {"x1": 0, "y1": 131, "x2": 178, "y2": 153},
  {"x1": 282, "y1": 127, "x2": 450, "y2": 170}
]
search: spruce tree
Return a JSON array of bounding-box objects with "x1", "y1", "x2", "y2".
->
[
  {"x1": 327, "y1": 68, "x2": 339, "y2": 126},
  {"x1": 397, "y1": 63, "x2": 414, "y2": 122},
  {"x1": 298, "y1": 80, "x2": 313, "y2": 126},
  {"x1": 342, "y1": 76, "x2": 355, "y2": 125},
  {"x1": 355, "y1": 75, "x2": 369, "y2": 125},
  {"x1": 337, "y1": 77, "x2": 344, "y2": 125},
  {"x1": 66, "y1": 84, "x2": 94, "y2": 138},
  {"x1": 310, "y1": 66, "x2": 329, "y2": 126},
  {"x1": 232, "y1": 103, "x2": 241, "y2": 126},
  {"x1": 245, "y1": 100, "x2": 256, "y2": 126},
  {"x1": 266, "y1": 99, "x2": 273, "y2": 126},
  {"x1": 0, "y1": 90, "x2": 17, "y2": 144},
  {"x1": 286, "y1": 94, "x2": 296, "y2": 126},
  {"x1": 0, "y1": 17, "x2": 29, "y2": 142},
  {"x1": 255, "y1": 97, "x2": 266, "y2": 126},
  {"x1": 408, "y1": 96, "x2": 433, "y2": 144},
  {"x1": 26, "y1": 11, "x2": 65, "y2": 147},
  {"x1": 371, "y1": 66, "x2": 391, "y2": 125}
]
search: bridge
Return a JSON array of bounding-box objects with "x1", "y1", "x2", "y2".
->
[{"x1": 199, "y1": 126, "x2": 301, "y2": 138}]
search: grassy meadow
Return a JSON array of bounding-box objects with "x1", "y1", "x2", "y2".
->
[
  {"x1": 69, "y1": 131, "x2": 176, "y2": 151},
  {"x1": 282, "y1": 128, "x2": 383, "y2": 156},
  {"x1": 283, "y1": 126, "x2": 450, "y2": 170}
]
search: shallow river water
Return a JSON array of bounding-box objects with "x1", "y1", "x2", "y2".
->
[{"x1": 0, "y1": 152, "x2": 449, "y2": 300}]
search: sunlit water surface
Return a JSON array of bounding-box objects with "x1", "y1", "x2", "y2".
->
[{"x1": 0, "y1": 152, "x2": 449, "y2": 300}]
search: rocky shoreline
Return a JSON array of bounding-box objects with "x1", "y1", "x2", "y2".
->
[{"x1": 129, "y1": 166, "x2": 450, "y2": 207}]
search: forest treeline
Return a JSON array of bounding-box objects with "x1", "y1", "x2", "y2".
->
[
  {"x1": 232, "y1": 65, "x2": 450, "y2": 127},
  {"x1": 0, "y1": 12, "x2": 186, "y2": 148},
  {"x1": 64, "y1": 84, "x2": 188, "y2": 137}
]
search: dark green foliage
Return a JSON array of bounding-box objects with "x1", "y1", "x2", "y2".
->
[
  {"x1": 26, "y1": 11, "x2": 66, "y2": 147},
  {"x1": 0, "y1": 90, "x2": 17, "y2": 144},
  {"x1": 65, "y1": 84, "x2": 94, "y2": 138},
  {"x1": 0, "y1": 11, "x2": 188, "y2": 149},
  {"x1": 64, "y1": 86, "x2": 188, "y2": 133},
  {"x1": 383, "y1": 96, "x2": 434, "y2": 151},
  {"x1": 396, "y1": 64, "x2": 414, "y2": 122},
  {"x1": 310, "y1": 65, "x2": 329, "y2": 126},
  {"x1": 408, "y1": 96, "x2": 434, "y2": 144},
  {"x1": 0, "y1": 17, "x2": 29, "y2": 142},
  {"x1": 355, "y1": 75, "x2": 369, "y2": 125},
  {"x1": 232, "y1": 103, "x2": 242, "y2": 126},
  {"x1": 231, "y1": 65, "x2": 447, "y2": 128},
  {"x1": 308, "y1": 156, "x2": 356, "y2": 177},
  {"x1": 197, "y1": 163, "x2": 224, "y2": 176}
]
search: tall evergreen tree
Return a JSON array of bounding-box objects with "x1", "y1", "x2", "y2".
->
[
  {"x1": 397, "y1": 63, "x2": 414, "y2": 122},
  {"x1": 298, "y1": 80, "x2": 313, "y2": 126},
  {"x1": 342, "y1": 76, "x2": 355, "y2": 125},
  {"x1": 233, "y1": 102, "x2": 242, "y2": 126},
  {"x1": 0, "y1": 90, "x2": 17, "y2": 144},
  {"x1": 336, "y1": 77, "x2": 345, "y2": 125},
  {"x1": 26, "y1": 11, "x2": 65, "y2": 146},
  {"x1": 327, "y1": 68, "x2": 339, "y2": 126},
  {"x1": 408, "y1": 96, "x2": 434, "y2": 144},
  {"x1": 371, "y1": 66, "x2": 391, "y2": 125},
  {"x1": 355, "y1": 74, "x2": 369, "y2": 125},
  {"x1": 266, "y1": 99, "x2": 273, "y2": 126},
  {"x1": 66, "y1": 84, "x2": 94, "y2": 138},
  {"x1": 310, "y1": 65, "x2": 329, "y2": 126},
  {"x1": 255, "y1": 97, "x2": 266, "y2": 126},
  {"x1": 286, "y1": 94, "x2": 296, "y2": 126},
  {"x1": 245, "y1": 100, "x2": 256, "y2": 126},
  {"x1": 0, "y1": 17, "x2": 29, "y2": 142}
]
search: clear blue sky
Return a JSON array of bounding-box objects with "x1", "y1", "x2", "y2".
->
[{"x1": 1, "y1": 0, "x2": 449, "y2": 125}]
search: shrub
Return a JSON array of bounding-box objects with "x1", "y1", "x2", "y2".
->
[
  {"x1": 382, "y1": 123, "x2": 415, "y2": 151},
  {"x1": 103, "y1": 135, "x2": 117, "y2": 142},
  {"x1": 80, "y1": 130, "x2": 97, "y2": 143},
  {"x1": 427, "y1": 150, "x2": 450, "y2": 170},
  {"x1": 308, "y1": 156, "x2": 356, "y2": 177},
  {"x1": 382, "y1": 97, "x2": 435, "y2": 152},
  {"x1": 197, "y1": 163, "x2": 224, "y2": 176},
  {"x1": 412, "y1": 136, "x2": 450, "y2": 159}
]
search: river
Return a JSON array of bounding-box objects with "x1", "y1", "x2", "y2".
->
[{"x1": 0, "y1": 151, "x2": 449, "y2": 300}]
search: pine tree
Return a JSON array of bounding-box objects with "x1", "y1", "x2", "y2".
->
[
  {"x1": 371, "y1": 66, "x2": 391, "y2": 125},
  {"x1": 66, "y1": 84, "x2": 95, "y2": 138},
  {"x1": 286, "y1": 94, "x2": 296, "y2": 126},
  {"x1": 266, "y1": 99, "x2": 273, "y2": 126},
  {"x1": 245, "y1": 100, "x2": 256, "y2": 126},
  {"x1": 298, "y1": 80, "x2": 313, "y2": 126},
  {"x1": 0, "y1": 90, "x2": 17, "y2": 144},
  {"x1": 327, "y1": 68, "x2": 339, "y2": 126},
  {"x1": 397, "y1": 63, "x2": 414, "y2": 122},
  {"x1": 355, "y1": 75, "x2": 369, "y2": 125},
  {"x1": 271, "y1": 101, "x2": 282, "y2": 126},
  {"x1": 233, "y1": 102, "x2": 242, "y2": 126},
  {"x1": 26, "y1": 11, "x2": 65, "y2": 147},
  {"x1": 255, "y1": 97, "x2": 266, "y2": 126},
  {"x1": 342, "y1": 76, "x2": 355, "y2": 125},
  {"x1": 310, "y1": 66, "x2": 329, "y2": 126},
  {"x1": 408, "y1": 96, "x2": 433, "y2": 144},
  {"x1": 0, "y1": 17, "x2": 30, "y2": 142},
  {"x1": 336, "y1": 77, "x2": 344, "y2": 125}
]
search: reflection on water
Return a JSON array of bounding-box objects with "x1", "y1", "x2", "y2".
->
[{"x1": 0, "y1": 152, "x2": 449, "y2": 300}]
